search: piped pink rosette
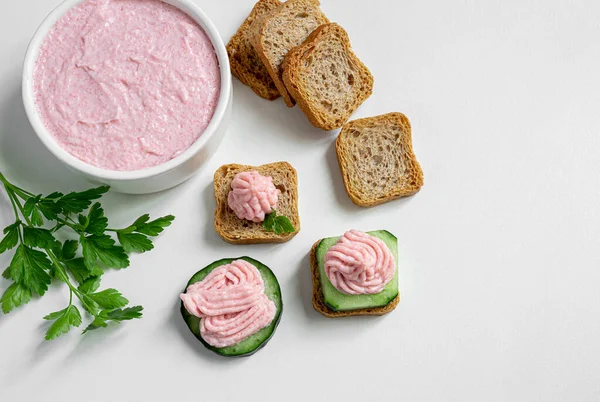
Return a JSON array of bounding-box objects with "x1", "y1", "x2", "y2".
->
[
  {"x1": 324, "y1": 230, "x2": 395, "y2": 295},
  {"x1": 228, "y1": 171, "x2": 280, "y2": 222},
  {"x1": 180, "y1": 260, "x2": 276, "y2": 348}
]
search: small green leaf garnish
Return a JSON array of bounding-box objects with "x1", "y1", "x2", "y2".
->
[
  {"x1": 262, "y1": 209, "x2": 295, "y2": 235},
  {"x1": 43, "y1": 305, "x2": 82, "y2": 340}
]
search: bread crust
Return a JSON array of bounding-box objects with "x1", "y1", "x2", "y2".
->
[
  {"x1": 336, "y1": 113, "x2": 424, "y2": 207},
  {"x1": 250, "y1": 0, "x2": 329, "y2": 107},
  {"x1": 310, "y1": 241, "x2": 400, "y2": 318},
  {"x1": 226, "y1": 0, "x2": 282, "y2": 100},
  {"x1": 282, "y1": 23, "x2": 374, "y2": 131},
  {"x1": 214, "y1": 162, "x2": 300, "y2": 244}
]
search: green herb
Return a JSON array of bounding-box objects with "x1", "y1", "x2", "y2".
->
[
  {"x1": 263, "y1": 209, "x2": 295, "y2": 235},
  {"x1": 0, "y1": 172, "x2": 174, "y2": 340}
]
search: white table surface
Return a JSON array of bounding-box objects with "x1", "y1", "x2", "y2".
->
[{"x1": 1, "y1": 0, "x2": 600, "y2": 400}]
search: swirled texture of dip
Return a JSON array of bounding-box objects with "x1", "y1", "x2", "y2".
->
[
  {"x1": 33, "y1": 0, "x2": 221, "y2": 171},
  {"x1": 180, "y1": 260, "x2": 276, "y2": 348},
  {"x1": 324, "y1": 230, "x2": 395, "y2": 295}
]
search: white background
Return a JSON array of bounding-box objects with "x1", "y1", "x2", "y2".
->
[{"x1": 1, "y1": 0, "x2": 599, "y2": 400}]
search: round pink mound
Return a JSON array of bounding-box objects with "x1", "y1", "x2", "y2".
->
[{"x1": 33, "y1": 0, "x2": 221, "y2": 171}]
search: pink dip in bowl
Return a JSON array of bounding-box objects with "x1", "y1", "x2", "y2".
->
[{"x1": 33, "y1": 0, "x2": 221, "y2": 171}]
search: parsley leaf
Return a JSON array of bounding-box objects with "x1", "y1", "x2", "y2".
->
[
  {"x1": 81, "y1": 234, "x2": 129, "y2": 270},
  {"x1": 43, "y1": 305, "x2": 82, "y2": 340},
  {"x1": 8, "y1": 245, "x2": 52, "y2": 296},
  {"x1": 23, "y1": 195, "x2": 57, "y2": 226},
  {"x1": 263, "y1": 212, "x2": 276, "y2": 232},
  {"x1": 82, "y1": 317, "x2": 108, "y2": 334},
  {"x1": 105, "y1": 305, "x2": 143, "y2": 321},
  {"x1": 81, "y1": 306, "x2": 143, "y2": 334},
  {"x1": 117, "y1": 232, "x2": 154, "y2": 253},
  {"x1": 56, "y1": 186, "x2": 110, "y2": 215},
  {"x1": 78, "y1": 276, "x2": 101, "y2": 294},
  {"x1": 23, "y1": 196, "x2": 41, "y2": 218},
  {"x1": 88, "y1": 289, "x2": 129, "y2": 309},
  {"x1": 61, "y1": 240, "x2": 79, "y2": 260},
  {"x1": 85, "y1": 203, "x2": 108, "y2": 235},
  {"x1": 262, "y1": 210, "x2": 295, "y2": 235},
  {"x1": 63, "y1": 258, "x2": 102, "y2": 284},
  {"x1": 277, "y1": 216, "x2": 296, "y2": 233},
  {"x1": 38, "y1": 197, "x2": 62, "y2": 221},
  {"x1": 130, "y1": 214, "x2": 175, "y2": 236},
  {"x1": 0, "y1": 221, "x2": 20, "y2": 253},
  {"x1": 0, "y1": 282, "x2": 32, "y2": 313},
  {"x1": 23, "y1": 227, "x2": 57, "y2": 249}
]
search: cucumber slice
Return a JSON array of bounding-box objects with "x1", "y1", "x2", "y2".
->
[
  {"x1": 180, "y1": 257, "x2": 283, "y2": 357},
  {"x1": 315, "y1": 230, "x2": 399, "y2": 312}
]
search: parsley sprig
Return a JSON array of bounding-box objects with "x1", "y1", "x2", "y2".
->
[
  {"x1": 0, "y1": 172, "x2": 174, "y2": 340},
  {"x1": 262, "y1": 209, "x2": 295, "y2": 235}
]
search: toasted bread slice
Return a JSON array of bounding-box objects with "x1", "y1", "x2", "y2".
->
[
  {"x1": 214, "y1": 162, "x2": 300, "y2": 244},
  {"x1": 310, "y1": 241, "x2": 400, "y2": 318},
  {"x1": 282, "y1": 23, "x2": 373, "y2": 131},
  {"x1": 336, "y1": 113, "x2": 424, "y2": 207},
  {"x1": 250, "y1": 0, "x2": 329, "y2": 107},
  {"x1": 227, "y1": 0, "x2": 282, "y2": 100}
]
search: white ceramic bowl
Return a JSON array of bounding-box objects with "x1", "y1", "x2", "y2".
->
[{"x1": 22, "y1": 0, "x2": 232, "y2": 194}]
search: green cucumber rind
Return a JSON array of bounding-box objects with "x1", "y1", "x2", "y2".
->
[
  {"x1": 180, "y1": 256, "x2": 283, "y2": 357},
  {"x1": 316, "y1": 230, "x2": 399, "y2": 312}
]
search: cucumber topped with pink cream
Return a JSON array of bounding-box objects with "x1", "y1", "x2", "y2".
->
[{"x1": 180, "y1": 257, "x2": 282, "y2": 356}]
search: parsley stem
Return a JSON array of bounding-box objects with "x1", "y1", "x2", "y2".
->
[
  {"x1": 47, "y1": 250, "x2": 97, "y2": 318},
  {"x1": 7, "y1": 190, "x2": 34, "y2": 228},
  {"x1": 0, "y1": 173, "x2": 34, "y2": 199},
  {"x1": 4, "y1": 188, "x2": 20, "y2": 221},
  {"x1": 5, "y1": 191, "x2": 25, "y2": 243},
  {"x1": 55, "y1": 217, "x2": 78, "y2": 230}
]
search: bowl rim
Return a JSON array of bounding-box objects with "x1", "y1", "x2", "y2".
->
[{"x1": 22, "y1": 0, "x2": 232, "y2": 181}]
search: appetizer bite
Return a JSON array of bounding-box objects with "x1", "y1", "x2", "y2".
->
[
  {"x1": 311, "y1": 230, "x2": 400, "y2": 317},
  {"x1": 214, "y1": 162, "x2": 300, "y2": 244},
  {"x1": 180, "y1": 257, "x2": 283, "y2": 357}
]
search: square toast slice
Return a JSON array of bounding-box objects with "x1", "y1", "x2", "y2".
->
[
  {"x1": 310, "y1": 241, "x2": 400, "y2": 318},
  {"x1": 282, "y1": 23, "x2": 373, "y2": 131},
  {"x1": 227, "y1": 0, "x2": 282, "y2": 100},
  {"x1": 336, "y1": 113, "x2": 424, "y2": 207},
  {"x1": 214, "y1": 162, "x2": 300, "y2": 244},
  {"x1": 250, "y1": 0, "x2": 329, "y2": 107}
]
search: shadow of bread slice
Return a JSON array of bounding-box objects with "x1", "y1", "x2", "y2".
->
[
  {"x1": 214, "y1": 162, "x2": 300, "y2": 244},
  {"x1": 282, "y1": 23, "x2": 374, "y2": 131},
  {"x1": 226, "y1": 0, "x2": 282, "y2": 100},
  {"x1": 336, "y1": 113, "x2": 424, "y2": 207},
  {"x1": 310, "y1": 241, "x2": 400, "y2": 318},
  {"x1": 250, "y1": 0, "x2": 329, "y2": 107}
]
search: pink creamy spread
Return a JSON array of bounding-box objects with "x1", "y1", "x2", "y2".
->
[
  {"x1": 324, "y1": 230, "x2": 395, "y2": 295},
  {"x1": 228, "y1": 171, "x2": 280, "y2": 222},
  {"x1": 180, "y1": 260, "x2": 276, "y2": 348},
  {"x1": 33, "y1": 0, "x2": 221, "y2": 171}
]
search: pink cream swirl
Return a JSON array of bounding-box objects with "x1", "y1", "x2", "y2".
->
[
  {"x1": 227, "y1": 171, "x2": 280, "y2": 222},
  {"x1": 180, "y1": 259, "x2": 276, "y2": 348},
  {"x1": 324, "y1": 230, "x2": 395, "y2": 295}
]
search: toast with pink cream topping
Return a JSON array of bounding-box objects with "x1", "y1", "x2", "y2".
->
[
  {"x1": 180, "y1": 259, "x2": 276, "y2": 348},
  {"x1": 311, "y1": 229, "x2": 400, "y2": 318},
  {"x1": 214, "y1": 162, "x2": 300, "y2": 244}
]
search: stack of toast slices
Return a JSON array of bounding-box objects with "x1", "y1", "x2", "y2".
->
[{"x1": 227, "y1": 0, "x2": 373, "y2": 131}]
